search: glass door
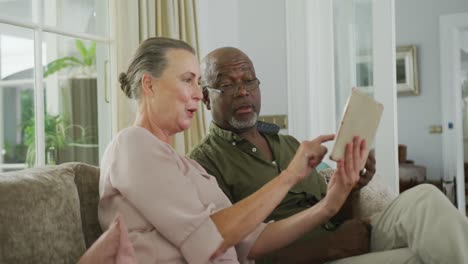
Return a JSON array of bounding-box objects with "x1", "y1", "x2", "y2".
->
[
  {"x1": 0, "y1": 24, "x2": 35, "y2": 171},
  {"x1": 460, "y1": 30, "x2": 468, "y2": 212},
  {"x1": 333, "y1": 0, "x2": 399, "y2": 193},
  {"x1": 0, "y1": 0, "x2": 113, "y2": 171},
  {"x1": 440, "y1": 13, "x2": 468, "y2": 214},
  {"x1": 285, "y1": 0, "x2": 397, "y2": 191}
]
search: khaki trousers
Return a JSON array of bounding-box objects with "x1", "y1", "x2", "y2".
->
[{"x1": 328, "y1": 184, "x2": 468, "y2": 264}]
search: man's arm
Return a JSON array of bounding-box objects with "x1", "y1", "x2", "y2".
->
[
  {"x1": 269, "y1": 219, "x2": 371, "y2": 264},
  {"x1": 211, "y1": 135, "x2": 336, "y2": 258},
  {"x1": 283, "y1": 149, "x2": 374, "y2": 263},
  {"x1": 248, "y1": 138, "x2": 369, "y2": 260},
  {"x1": 330, "y1": 192, "x2": 356, "y2": 223}
]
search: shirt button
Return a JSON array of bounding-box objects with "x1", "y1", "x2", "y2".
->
[
  {"x1": 232, "y1": 142, "x2": 236, "y2": 146},
  {"x1": 252, "y1": 147, "x2": 257, "y2": 152},
  {"x1": 324, "y1": 222, "x2": 337, "y2": 231}
]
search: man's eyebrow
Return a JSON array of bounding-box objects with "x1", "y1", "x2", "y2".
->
[
  {"x1": 214, "y1": 67, "x2": 254, "y2": 80},
  {"x1": 240, "y1": 65, "x2": 252, "y2": 71}
]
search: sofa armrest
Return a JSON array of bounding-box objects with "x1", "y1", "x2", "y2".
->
[{"x1": 317, "y1": 168, "x2": 397, "y2": 219}]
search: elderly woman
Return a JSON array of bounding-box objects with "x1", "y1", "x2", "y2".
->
[{"x1": 98, "y1": 37, "x2": 367, "y2": 264}]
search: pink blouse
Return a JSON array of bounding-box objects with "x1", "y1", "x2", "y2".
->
[{"x1": 98, "y1": 126, "x2": 267, "y2": 264}]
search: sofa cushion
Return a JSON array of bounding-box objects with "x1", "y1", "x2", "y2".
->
[
  {"x1": 317, "y1": 168, "x2": 397, "y2": 218},
  {"x1": 66, "y1": 162, "x2": 103, "y2": 248},
  {"x1": 0, "y1": 165, "x2": 86, "y2": 263},
  {"x1": 352, "y1": 174, "x2": 397, "y2": 218}
]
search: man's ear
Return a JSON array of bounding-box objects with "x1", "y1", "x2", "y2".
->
[
  {"x1": 141, "y1": 74, "x2": 154, "y2": 96},
  {"x1": 202, "y1": 88, "x2": 211, "y2": 110}
]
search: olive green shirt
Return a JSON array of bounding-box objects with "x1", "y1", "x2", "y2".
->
[{"x1": 188, "y1": 122, "x2": 328, "y2": 223}]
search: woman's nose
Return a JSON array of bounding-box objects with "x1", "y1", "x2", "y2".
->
[{"x1": 193, "y1": 83, "x2": 203, "y2": 101}]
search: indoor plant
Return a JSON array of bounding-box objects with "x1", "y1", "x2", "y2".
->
[
  {"x1": 23, "y1": 39, "x2": 98, "y2": 166},
  {"x1": 44, "y1": 39, "x2": 96, "y2": 78}
]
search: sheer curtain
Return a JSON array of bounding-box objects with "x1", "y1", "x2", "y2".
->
[
  {"x1": 115, "y1": 0, "x2": 206, "y2": 154},
  {"x1": 115, "y1": 1, "x2": 141, "y2": 132}
]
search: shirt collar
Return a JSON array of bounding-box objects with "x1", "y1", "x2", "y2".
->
[{"x1": 209, "y1": 121, "x2": 281, "y2": 142}]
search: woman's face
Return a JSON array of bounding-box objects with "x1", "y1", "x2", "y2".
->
[{"x1": 146, "y1": 49, "x2": 202, "y2": 134}]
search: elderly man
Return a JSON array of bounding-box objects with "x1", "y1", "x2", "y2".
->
[{"x1": 189, "y1": 47, "x2": 468, "y2": 263}]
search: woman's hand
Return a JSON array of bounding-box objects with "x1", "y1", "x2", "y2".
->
[
  {"x1": 324, "y1": 137, "x2": 367, "y2": 215},
  {"x1": 285, "y1": 134, "x2": 335, "y2": 184}
]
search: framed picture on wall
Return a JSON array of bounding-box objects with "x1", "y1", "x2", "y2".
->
[
  {"x1": 356, "y1": 45, "x2": 419, "y2": 96},
  {"x1": 396, "y1": 45, "x2": 419, "y2": 96}
]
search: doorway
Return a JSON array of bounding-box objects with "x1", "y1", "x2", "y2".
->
[
  {"x1": 440, "y1": 13, "x2": 468, "y2": 214},
  {"x1": 461, "y1": 29, "x2": 468, "y2": 214},
  {"x1": 285, "y1": 0, "x2": 399, "y2": 193}
]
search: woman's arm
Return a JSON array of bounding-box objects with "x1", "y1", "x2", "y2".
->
[
  {"x1": 210, "y1": 135, "x2": 335, "y2": 258},
  {"x1": 247, "y1": 137, "x2": 366, "y2": 259},
  {"x1": 331, "y1": 149, "x2": 377, "y2": 223},
  {"x1": 248, "y1": 199, "x2": 334, "y2": 259}
]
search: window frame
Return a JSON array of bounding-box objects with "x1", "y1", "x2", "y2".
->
[{"x1": 0, "y1": 0, "x2": 115, "y2": 170}]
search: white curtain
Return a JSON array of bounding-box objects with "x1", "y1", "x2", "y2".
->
[
  {"x1": 114, "y1": 0, "x2": 206, "y2": 154},
  {"x1": 114, "y1": 1, "x2": 141, "y2": 132}
]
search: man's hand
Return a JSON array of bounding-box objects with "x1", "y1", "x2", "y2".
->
[
  {"x1": 356, "y1": 149, "x2": 376, "y2": 189},
  {"x1": 325, "y1": 219, "x2": 371, "y2": 261},
  {"x1": 286, "y1": 134, "x2": 335, "y2": 184}
]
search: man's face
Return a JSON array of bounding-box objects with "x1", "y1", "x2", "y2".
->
[{"x1": 203, "y1": 51, "x2": 261, "y2": 132}]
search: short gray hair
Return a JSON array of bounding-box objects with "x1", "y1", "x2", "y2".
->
[{"x1": 119, "y1": 37, "x2": 195, "y2": 99}]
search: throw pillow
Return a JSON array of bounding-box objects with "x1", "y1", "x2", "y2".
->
[
  {"x1": 0, "y1": 166, "x2": 86, "y2": 263},
  {"x1": 317, "y1": 168, "x2": 397, "y2": 218}
]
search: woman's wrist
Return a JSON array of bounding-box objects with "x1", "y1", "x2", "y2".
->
[
  {"x1": 320, "y1": 196, "x2": 341, "y2": 218},
  {"x1": 279, "y1": 169, "x2": 299, "y2": 189}
]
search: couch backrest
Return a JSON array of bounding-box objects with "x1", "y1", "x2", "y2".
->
[
  {"x1": 0, "y1": 162, "x2": 102, "y2": 263},
  {"x1": 67, "y1": 162, "x2": 103, "y2": 247}
]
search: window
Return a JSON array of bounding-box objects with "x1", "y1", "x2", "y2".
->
[{"x1": 0, "y1": 0, "x2": 113, "y2": 171}]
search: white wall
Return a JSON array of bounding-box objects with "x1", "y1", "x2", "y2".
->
[
  {"x1": 198, "y1": 0, "x2": 287, "y2": 126},
  {"x1": 396, "y1": 0, "x2": 468, "y2": 180},
  {"x1": 198, "y1": 0, "x2": 459, "y2": 181}
]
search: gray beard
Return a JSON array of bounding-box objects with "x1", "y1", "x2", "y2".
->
[{"x1": 229, "y1": 112, "x2": 258, "y2": 130}]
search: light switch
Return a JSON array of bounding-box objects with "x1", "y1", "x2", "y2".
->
[{"x1": 429, "y1": 125, "x2": 443, "y2": 134}]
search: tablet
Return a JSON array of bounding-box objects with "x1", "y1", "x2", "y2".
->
[{"x1": 330, "y1": 88, "x2": 384, "y2": 161}]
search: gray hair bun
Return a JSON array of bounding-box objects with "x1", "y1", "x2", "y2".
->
[{"x1": 119, "y1": 72, "x2": 132, "y2": 98}]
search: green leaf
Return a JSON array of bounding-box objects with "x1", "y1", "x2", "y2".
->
[
  {"x1": 44, "y1": 62, "x2": 71, "y2": 77},
  {"x1": 75, "y1": 39, "x2": 88, "y2": 62},
  {"x1": 42, "y1": 40, "x2": 97, "y2": 78},
  {"x1": 44, "y1": 57, "x2": 83, "y2": 77},
  {"x1": 66, "y1": 56, "x2": 83, "y2": 65},
  {"x1": 84, "y1": 42, "x2": 96, "y2": 66}
]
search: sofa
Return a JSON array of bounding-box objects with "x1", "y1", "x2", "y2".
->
[
  {"x1": 0, "y1": 162, "x2": 102, "y2": 263},
  {"x1": 0, "y1": 162, "x2": 396, "y2": 263}
]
